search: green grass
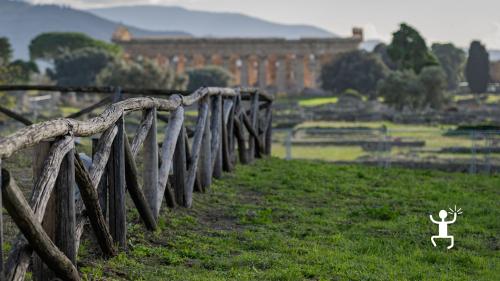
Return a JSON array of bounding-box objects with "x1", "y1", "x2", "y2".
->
[
  {"x1": 298, "y1": 97, "x2": 338, "y2": 107},
  {"x1": 274, "y1": 121, "x2": 498, "y2": 162},
  {"x1": 272, "y1": 144, "x2": 365, "y2": 161},
  {"x1": 79, "y1": 158, "x2": 499, "y2": 280},
  {"x1": 453, "y1": 94, "x2": 500, "y2": 104}
]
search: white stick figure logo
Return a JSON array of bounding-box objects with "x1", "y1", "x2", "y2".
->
[{"x1": 430, "y1": 205, "x2": 462, "y2": 249}]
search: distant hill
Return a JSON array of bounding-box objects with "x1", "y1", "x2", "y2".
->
[
  {"x1": 0, "y1": 1, "x2": 189, "y2": 59},
  {"x1": 89, "y1": 5, "x2": 335, "y2": 39}
]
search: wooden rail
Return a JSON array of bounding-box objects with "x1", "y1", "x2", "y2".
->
[{"x1": 0, "y1": 86, "x2": 273, "y2": 281}]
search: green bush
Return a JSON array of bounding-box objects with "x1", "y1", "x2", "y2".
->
[{"x1": 186, "y1": 66, "x2": 232, "y2": 92}]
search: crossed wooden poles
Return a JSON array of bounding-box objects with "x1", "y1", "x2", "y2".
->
[{"x1": 0, "y1": 86, "x2": 273, "y2": 281}]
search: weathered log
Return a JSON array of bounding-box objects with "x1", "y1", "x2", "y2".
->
[
  {"x1": 227, "y1": 96, "x2": 237, "y2": 163},
  {"x1": 241, "y1": 111, "x2": 264, "y2": 156},
  {"x1": 248, "y1": 92, "x2": 259, "y2": 161},
  {"x1": 182, "y1": 87, "x2": 236, "y2": 106},
  {"x1": 142, "y1": 108, "x2": 159, "y2": 217},
  {"x1": 222, "y1": 99, "x2": 233, "y2": 172},
  {"x1": 92, "y1": 138, "x2": 107, "y2": 219},
  {"x1": 74, "y1": 127, "x2": 116, "y2": 254},
  {"x1": 74, "y1": 152, "x2": 116, "y2": 258},
  {"x1": 185, "y1": 97, "x2": 209, "y2": 207},
  {"x1": 0, "y1": 85, "x2": 273, "y2": 102},
  {"x1": 89, "y1": 126, "x2": 118, "y2": 190},
  {"x1": 199, "y1": 98, "x2": 212, "y2": 191},
  {"x1": 54, "y1": 149, "x2": 76, "y2": 265},
  {"x1": 238, "y1": 87, "x2": 274, "y2": 102},
  {"x1": 131, "y1": 109, "x2": 154, "y2": 158},
  {"x1": 0, "y1": 88, "x2": 272, "y2": 158},
  {"x1": 183, "y1": 133, "x2": 203, "y2": 194},
  {"x1": 1, "y1": 169, "x2": 80, "y2": 281},
  {"x1": 0, "y1": 105, "x2": 33, "y2": 126},
  {"x1": 233, "y1": 116, "x2": 248, "y2": 165},
  {"x1": 264, "y1": 105, "x2": 273, "y2": 155},
  {"x1": 32, "y1": 141, "x2": 55, "y2": 281},
  {"x1": 0, "y1": 95, "x2": 182, "y2": 158},
  {"x1": 173, "y1": 126, "x2": 187, "y2": 206},
  {"x1": 157, "y1": 106, "x2": 184, "y2": 215},
  {"x1": 66, "y1": 96, "x2": 113, "y2": 119},
  {"x1": 107, "y1": 116, "x2": 126, "y2": 248},
  {"x1": 30, "y1": 137, "x2": 74, "y2": 220},
  {"x1": 4, "y1": 137, "x2": 73, "y2": 281},
  {"x1": 164, "y1": 177, "x2": 176, "y2": 208},
  {"x1": 123, "y1": 136, "x2": 157, "y2": 230},
  {"x1": 210, "y1": 96, "x2": 223, "y2": 178}
]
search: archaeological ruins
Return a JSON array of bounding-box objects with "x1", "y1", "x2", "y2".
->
[{"x1": 112, "y1": 27, "x2": 363, "y2": 94}]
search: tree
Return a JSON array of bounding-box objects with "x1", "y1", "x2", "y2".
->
[
  {"x1": 431, "y1": 43, "x2": 466, "y2": 90},
  {"x1": 418, "y1": 66, "x2": 448, "y2": 109},
  {"x1": 186, "y1": 66, "x2": 233, "y2": 91},
  {"x1": 0, "y1": 37, "x2": 12, "y2": 66},
  {"x1": 0, "y1": 37, "x2": 38, "y2": 84},
  {"x1": 377, "y1": 70, "x2": 423, "y2": 110},
  {"x1": 377, "y1": 66, "x2": 448, "y2": 110},
  {"x1": 465, "y1": 41, "x2": 490, "y2": 94},
  {"x1": 9, "y1": 60, "x2": 39, "y2": 82},
  {"x1": 48, "y1": 47, "x2": 115, "y2": 86},
  {"x1": 372, "y1": 43, "x2": 397, "y2": 70},
  {"x1": 29, "y1": 32, "x2": 121, "y2": 61},
  {"x1": 320, "y1": 50, "x2": 389, "y2": 97},
  {"x1": 97, "y1": 58, "x2": 187, "y2": 90},
  {"x1": 387, "y1": 23, "x2": 438, "y2": 74}
]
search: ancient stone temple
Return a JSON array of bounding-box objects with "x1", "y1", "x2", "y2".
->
[{"x1": 112, "y1": 27, "x2": 363, "y2": 95}]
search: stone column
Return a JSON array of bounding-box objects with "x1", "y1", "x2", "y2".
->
[
  {"x1": 184, "y1": 54, "x2": 193, "y2": 70},
  {"x1": 258, "y1": 56, "x2": 268, "y2": 90},
  {"x1": 276, "y1": 55, "x2": 287, "y2": 93},
  {"x1": 170, "y1": 55, "x2": 179, "y2": 74},
  {"x1": 293, "y1": 54, "x2": 305, "y2": 93},
  {"x1": 240, "y1": 55, "x2": 249, "y2": 87},
  {"x1": 313, "y1": 54, "x2": 323, "y2": 88},
  {"x1": 203, "y1": 54, "x2": 212, "y2": 66},
  {"x1": 222, "y1": 56, "x2": 232, "y2": 71},
  {"x1": 307, "y1": 55, "x2": 317, "y2": 88},
  {"x1": 222, "y1": 56, "x2": 234, "y2": 84}
]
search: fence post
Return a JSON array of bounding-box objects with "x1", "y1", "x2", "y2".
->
[
  {"x1": 92, "y1": 137, "x2": 107, "y2": 219},
  {"x1": 32, "y1": 141, "x2": 55, "y2": 281},
  {"x1": 234, "y1": 95, "x2": 248, "y2": 164},
  {"x1": 228, "y1": 96, "x2": 237, "y2": 163},
  {"x1": 143, "y1": 108, "x2": 159, "y2": 218},
  {"x1": 107, "y1": 115, "x2": 126, "y2": 248},
  {"x1": 222, "y1": 99, "x2": 234, "y2": 172},
  {"x1": 264, "y1": 104, "x2": 272, "y2": 155},
  {"x1": 211, "y1": 95, "x2": 223, "y2": 179},
  {"x1": 200, "y1": 97, "x2": 212, "y2": 191},
  {"x1": 54, "y1": 146, "x2": 76, "y2": 264},
  {"x1": 173, "y1": 125, "x2": 187, "y2": 206},
  {"x1": 248, "y1": 92, "x2": 259, "y2": 161}
]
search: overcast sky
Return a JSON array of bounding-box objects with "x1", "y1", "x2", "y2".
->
[{"x1": 26, "y1": 0, "x2": 500, "y2": 49}]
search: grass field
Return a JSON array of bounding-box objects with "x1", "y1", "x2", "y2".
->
[
  {"x1": 78, "y1": 158, "x2": 499, "y2": 280},
  {"x1": 296, "y1": 94, "x2": 500, "y2": 107},
  {"x1": 271, "y1": 121, "x2": 500, "y2": 163}
]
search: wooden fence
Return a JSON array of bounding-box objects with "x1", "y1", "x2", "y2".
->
[{"x1": 0, "y1": 86, "x2": 273, "y2": 281}]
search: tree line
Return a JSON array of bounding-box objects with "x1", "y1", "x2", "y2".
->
[
  {"x1": 0, "y1": 32, "x2": 233, "y2": 92},
  {"x1": 320, "y1": 23, "x2": 491, "y2": 110}
]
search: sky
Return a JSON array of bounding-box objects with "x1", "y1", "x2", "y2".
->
[{"x1": 25, "y1": 0, "x2": 500, "y2": 49}]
